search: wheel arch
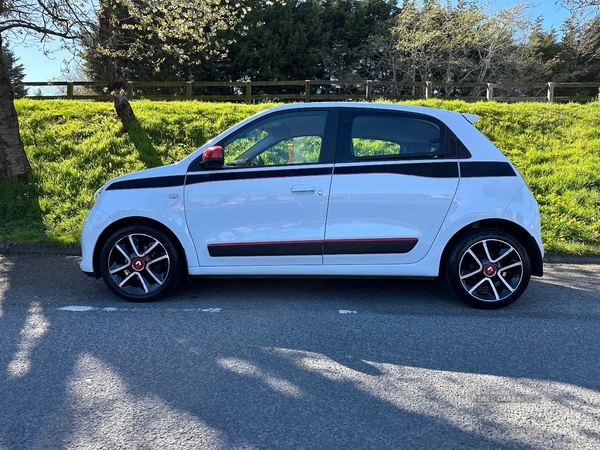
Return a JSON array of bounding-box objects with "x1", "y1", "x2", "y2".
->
[
  {"x1": 92, "y1": 217, "x2": 189, "y2": 278},
  {"x1": 440, "y1": 219, "x2": 543, "y2": 277}
]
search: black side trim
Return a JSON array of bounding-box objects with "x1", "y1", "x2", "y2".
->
[
  {"x1": 208, "y1": 238, "x2": 418, "y2": 257},
  {"x1": 334, "y1": 162, "x2": 458, "y2": 178},
  {"x1": 324, "y1": 238, "x2": 418, "y2": 255},
  {"x1": 106, "y1": 175, "x2": 185, "y2": 191},
  {"x1": 186, "y1": 167, "x2": 333, "y2": 185},
  {"x1": 208, "y1": 241, "x2": 322, "y2": 257},
  {"x1": 460, "y1": 161, "x2": 516, "y2": 177}
]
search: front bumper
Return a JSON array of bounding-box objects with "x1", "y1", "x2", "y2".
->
[{"x1": 79, "y1": 207, "x2": 112, "y2": 275}]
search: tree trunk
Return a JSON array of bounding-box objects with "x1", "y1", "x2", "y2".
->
[
  {"x1": 112, "y1": 90, "x2": 136, "y2": 133},
  {"x1": 0, "y1": 35, "x2": 31, "y2": 181},
  {"x1": 103, "y1": 55, "x2": 136, "y2": 132},
  {"x1": 99, "y1": 0, "x2": 136, "y2": 133}
]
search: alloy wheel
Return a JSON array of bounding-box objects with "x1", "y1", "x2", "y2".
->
[
  {"x1": 106, "y1": 232, "x2": 171, "y2": 297},
  {"x1": 458, "y1": 238, "x2": 524, "y2": 303}
]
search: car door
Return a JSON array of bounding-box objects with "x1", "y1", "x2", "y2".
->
[
  {"x1": 185, "y1": 109, "x2": 337, "y2": 266},
  {"x1": 324, "y1": 109, "x2": 460, "y2": 265}
]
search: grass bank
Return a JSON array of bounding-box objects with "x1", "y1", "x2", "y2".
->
[{"x1": 1, "y1": 99, "x2": 599, "y2": 255}]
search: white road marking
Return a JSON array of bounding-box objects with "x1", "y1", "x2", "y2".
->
[
  {"x1": 58, "y1": 306, "x2": 222, "y2": 313},
  {"x1": 59, "y1": 306, "x2": 96, "y2": 312},
  {"x1": 58, "y1": 307, "x2": 357, "y2": 315}
]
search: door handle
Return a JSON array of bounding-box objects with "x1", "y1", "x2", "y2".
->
[{"x1": 291, "y1": 185, "x2": 315, "y2": 194}]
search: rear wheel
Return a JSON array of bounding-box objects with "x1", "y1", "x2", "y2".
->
[
  {"x1": 445, "y1": 230, "x2": 531, "y2": 309},
  {"x1": 99, "y1": 225, "x2": 181, "y2": 302}
]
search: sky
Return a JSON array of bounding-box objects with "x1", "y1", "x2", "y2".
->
[{"x1": 9, "y1": 0, "x2": 574, "y2": 82}]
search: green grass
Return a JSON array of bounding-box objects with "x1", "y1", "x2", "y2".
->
[{"x1": 1, "y1": 99, "x2": 599, "y2": 255}]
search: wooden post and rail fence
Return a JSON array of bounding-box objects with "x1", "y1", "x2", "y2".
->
[{"x1": 11, "y1": 79, "x2": 600, "y2": 103}]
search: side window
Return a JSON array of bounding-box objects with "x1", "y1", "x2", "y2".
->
[
  {"x1": 349, "y1": 115, "x2": 442, "y2": 159},
  {"x1": 223, "y1": 111, "x2": 327, "y2": 168}
]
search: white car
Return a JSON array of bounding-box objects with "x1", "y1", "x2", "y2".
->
[{"x1": 80, "y1": 103, "x2": 543, "y2": 309}]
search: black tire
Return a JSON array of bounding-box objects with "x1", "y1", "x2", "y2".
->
[
  {"x1": 444, "y1": 230, "x2": 531, "y2": 309},
  {"x1": 99, "y1": 225, "x2": 182, "y2": 302}
]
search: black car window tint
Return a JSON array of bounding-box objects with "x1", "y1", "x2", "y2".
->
[{"x1": 351, "y1": 115, "x2": 442, "y2": 159}]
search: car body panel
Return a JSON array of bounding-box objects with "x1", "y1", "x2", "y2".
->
[
  {"x1": 184, "y1": 165, "x2": 333, "y2": 266},
  {"x1": 80, "y1": 174, "x2": 199, "y2": 272},
  {"x1": 324, "y1": 161, "x2": 459, "y2": 264},
  {"x1": 80, "y1": 207, "x2": 112, "y2": 273}
]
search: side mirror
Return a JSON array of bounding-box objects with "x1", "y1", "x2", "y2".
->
[{"x1": 200, "y1": 145, "x2": 224, "y2": 170}]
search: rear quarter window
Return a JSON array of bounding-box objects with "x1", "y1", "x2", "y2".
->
[{"x1": 348, "y1": 114, "x2": 444, "y2": 160}]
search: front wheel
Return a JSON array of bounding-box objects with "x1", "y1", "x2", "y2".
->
[
  {"x1": 444, "y1": 230, "x2": 531, "y2": 309},
  {"x1": 99, "y1": 225, "x2": 182, "y2": 302}
]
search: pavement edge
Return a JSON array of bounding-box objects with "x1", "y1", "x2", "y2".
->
[{"x1": 0, "y1": 242, "x2": 81, "y2": 256}]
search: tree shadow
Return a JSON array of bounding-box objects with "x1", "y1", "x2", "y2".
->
[
  {"x1": 127, "y1": 120, "x2": 163, "y2": 169},
  {"x1": 1, "y1": 257, "x2": 599, "y2": 448},
  {"x1": 0, "y1": 173, "x2": 45, "y2": 243}
]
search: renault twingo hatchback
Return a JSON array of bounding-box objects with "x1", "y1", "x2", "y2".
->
[{"x1": 80, "y1": 103, "x2": 543, "y2": 309}]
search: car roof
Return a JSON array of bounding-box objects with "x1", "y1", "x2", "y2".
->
[{"x1": 261, "y1": 102, "x2": 472, "y2": 122}]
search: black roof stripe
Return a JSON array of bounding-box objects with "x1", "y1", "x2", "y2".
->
[
  {"x1": 103, "y1": 161, "x2": 513, "y2": 191},
  {"x1": 105, "y1": 175, "x2": 186, "y2": 190},
  {"x1": 185, "y1": 167, "x2": 333, "y2": 185}
]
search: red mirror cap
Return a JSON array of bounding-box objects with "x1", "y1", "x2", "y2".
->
[{"x1": 202, "y1": 145, "x2": 224, "y2": 161}]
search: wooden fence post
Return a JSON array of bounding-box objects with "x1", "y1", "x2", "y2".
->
[
  {"x1": 66, "y1": 82, "x2": 74, "y2": 99},
  {"x1": 305, "y1": 80, "x2": 311, "y2": 102},
  {"x1": 487, "y1": 83, "x2": 494, "y2": 101},
  {"x1": 127, "y1": 81, "x2": 133, "y2": 99},
  {"x1": 547, "y1": 82, "x2": 555, "y2": 102},
  {"x1": 425, "y1": 81, "x2": 433, "y2": 99},
  {"x1": 245, "y1": 81, "x2": 252, "y2": 103},
  {"x1": 366, "y1": 80, "x2": 373, "y2": 101},
  {"x1": 186, "y1": 81, "x2": 192, "y2": 100}
]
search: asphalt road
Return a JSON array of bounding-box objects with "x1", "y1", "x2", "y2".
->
[{"x1": 1, "y1": 254, "x2": 599, "y2": 449}]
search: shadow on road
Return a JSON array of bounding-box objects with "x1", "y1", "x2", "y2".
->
[{"x1": 1, "y1": 254, "x2": 599, "y2": 448}]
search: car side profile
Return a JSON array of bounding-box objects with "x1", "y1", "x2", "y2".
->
[{"x1": 80, "y1": 102, "x2": 543, "y2": 309}]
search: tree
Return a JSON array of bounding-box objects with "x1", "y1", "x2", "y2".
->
[
  {"x1": 318, "y1": 0, "x2": 397, "y2": 82},
  {"x1": 0, "y1": 0, "x2": 80, "y2": 180},
  {"x1": 370, "y1": 0, "x2": 545, "y2": 97},
  {"x1": 558, "y1": 1, "x2": 600, "y2": 23},
  {"x1": 550, "y1": 15, "x2": 600, "y2": 98},
  {"x1": 81, "y1": 0, "x2": 396, "y2": 96},
  {"x1": 2, "y1": 43, "x2": 27, "y2": 97},
  {"x1": 81, "y1": 1, "x2": 222, "y2": 98},
  {"x1": 0, "y1": 0, "x2": 246, "y2": 181},
  {"x1": 510, "y1": 20, "x2": 559, "y2": 84},
  {"x1": 223, "y1": 0, "x2": 328, "y2": 90},
  {"x1": 559, "y1": 0, "x2": 600, "y2": 9},
  {"x1": 83, "y1": 0, "x2": 247, "y2": 128},
  {"x1": 389, "y1": 0, "x2": 486, "y2": 84},
  {"x1": 84, "y1": 0, "x2": 324, "y2": 94}
]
